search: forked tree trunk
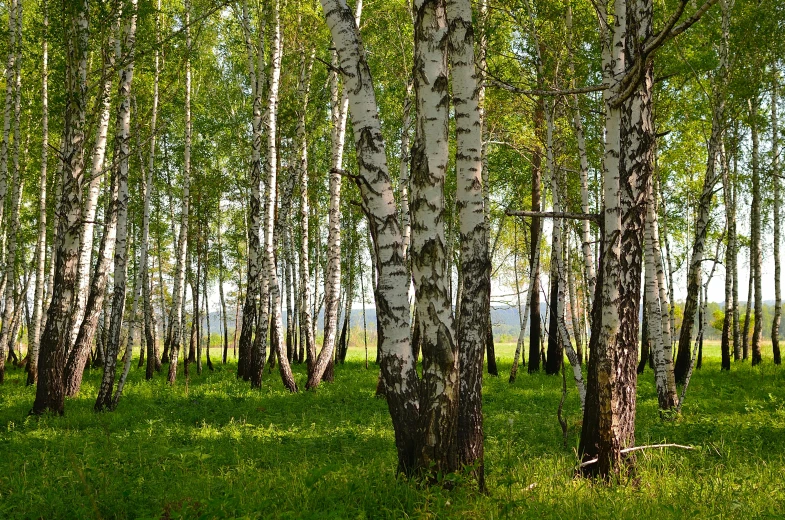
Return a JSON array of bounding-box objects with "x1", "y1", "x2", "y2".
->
[
  {"x1": 33, "y1": 0, "x2": 89, "y2": 414},
  {"x1": 408, "y1": 0, "x2": 458, "y2": 474},
  {"x1": 580, "y1": 0, "x2": 640, "y2": 478}
]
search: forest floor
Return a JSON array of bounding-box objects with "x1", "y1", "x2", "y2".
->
[{"x1": 1, "y1": 342, "x2": 784, "y2": 519}]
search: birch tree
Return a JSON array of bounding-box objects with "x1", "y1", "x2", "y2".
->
[
  {"x1": 96, "y1": 0, "x2": 138, "y2": 412},
  {"x1": 167, "y1": 0, "x2": 193, "y2": 384},
  {"x1": 33, "y1": 0, "x2": 90, "y2": 415}
]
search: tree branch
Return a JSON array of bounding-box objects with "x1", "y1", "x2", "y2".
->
[{"x1": 507, "y1": 210, "x2": 601, "y2": 222}]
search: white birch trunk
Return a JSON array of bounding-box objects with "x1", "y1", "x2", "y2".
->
[
  {"x1": 259, "y1": 0, "x2": 297, "y2": 392},
  {"x1": 447, "y1": 0, "x2": 490, "y2": 482},
  {"x1": 96, "y1": 0, "x2": 138, "y2": 411},
  {"x1": 167, "y1": 0, "x2": 191, "y2": 384},
  {"x1": 772, "y1": 75, "x2": 782, "y2": 364},
  {"x1": 33, "y1": 0, "x2": 89, "y2": 414},
  {"x1": 0, "y1": 0, "x2": 17, "y2": 240},
  {"x1": 320, "y1": 0, "x2": 419, "y2": 474},
  {"x1": 308, "y1": 0, "x2": 360, "y2": 387},
  {"x1": 28, "y1": 1, "x2": 49, "y2": 385}
]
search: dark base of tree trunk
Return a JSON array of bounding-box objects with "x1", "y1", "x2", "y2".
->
[{"x1": 486, "y1": 323, "x2": 498, "y2": 376}]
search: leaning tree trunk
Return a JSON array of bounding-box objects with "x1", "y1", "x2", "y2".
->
[
  {"x1": 28, "y1": 0, "x2": 49, "y2": 386},
  {"x1": 96, "y1": 0, "x2": 138, "y2": 412},
  {"x1": 167, "y1": 0, "x2": 192, "y2": 385},
  {"x1": 674, "y1": 0, "x2": 731, "y2": 382},
  {"x1": 33, "y1": 0, "x2": 89, "y2": 415},
  {"x1": 447, "y1": 0, "x2": 490, "y2": 487},
  {"x1": 320, "y1": 0, "x2": 420, "y2": 475},
  {"x1": 772, "y1": 77, "x2": 782, "y2": 365}
]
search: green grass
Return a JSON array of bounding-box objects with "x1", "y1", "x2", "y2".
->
[{"x1": 1, "y1": 343, "x2": 785, "y2": 519}]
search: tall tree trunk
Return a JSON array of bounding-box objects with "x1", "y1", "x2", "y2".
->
[
  {"x1": 772, "y1": 76, "x2": 782, "y2": 365},
  {"x1": 144, "y1": 0, "x2": 162, "y2": 380},
  {"x1": 0, "y1": 0, "x2": 21, "y2": 382},
  {"x1": 750, "y1": 96, "x2": 763, "y2": 366},
  {"x1": 28, "y1": 0, "x2": 49, "y2": 385},
  {"x1": 217, "y1": 210, "x2": 229, "y2": 364},
  {"x1": 731, "y1": 133, "x2": 741, "y2": 361},
  {"x1": 256, "y1": 0, "x2": 297, "y2": 392},
  {"x1": 308, "y1": 0, "x2": 359, "y2": 388},
  {"x1": 674, "y1": 0, "x2": 731, "y2": 382},
  {"x1": 297, "y1": 49, "x2": 316, "y2": 372},
  {"x1": 320, "y1": 0, "x2": 419, "y2": 475},
  {"x1": 408, "y1": 0, "x2": 458, "y2": 474},
  {"x1": 32, "y1": 0, "x2": 89, "y2": 414},
  {"x1": 580, "y1": 0, "x2": 643, "y2": 478},
  {"x1": 0, "y1": 0, "x2": 18, "y2": 262},
  {"x1": 237, "y1": 0, "x2": 265, "y2": 381},
  {"x1": 644, "y1": 166, "x2": 679, "y2": 410},
  {"x1": 96, "y1": 0, "x2": 138, "y2": 412},
  {"x1": 447, "y1": 0, "x2": 490, "y2": 487},
  {"x1": 167, "y1": 0, "x2": 192, "y2": 384}
]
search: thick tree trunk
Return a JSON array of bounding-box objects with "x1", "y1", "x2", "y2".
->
[
  {"x1": 580, "y1": 0, "x2": 642, "y2": 478},
  {"x1": 320, "y1": 0, "x2": 420, "y2": 475},
  {"x1": 448, "y1": 0, "x2": 490, "y2": 487},
  {"x1": 32, "y1": 0, "x2": 89, "y2": 415},
  {"x1": 731, "y1": 139, "x2": 741, "y2": 361},
  {"x1": 408, "y1": 0, "x2": 458, "y2": 475}
]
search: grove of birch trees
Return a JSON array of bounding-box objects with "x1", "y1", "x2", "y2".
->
[{"x1": 0, "y1": 0, "x2": 784, "y2": 485}]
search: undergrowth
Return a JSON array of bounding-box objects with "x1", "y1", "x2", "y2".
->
[{"x1": 0, "y1": 343, "x2": 784, "y2": 519}]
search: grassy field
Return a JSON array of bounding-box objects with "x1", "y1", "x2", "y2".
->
[{"x1": 1, "y1": 342, "x2": 784, "y2": 519}]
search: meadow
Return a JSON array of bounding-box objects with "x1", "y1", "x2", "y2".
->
[{"x1": 1, "y1": 342, "x2": 784, "y2": 519}]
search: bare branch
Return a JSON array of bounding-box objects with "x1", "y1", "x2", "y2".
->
[{"x1": 507, "y1": 210, "x2": 601, "y2": 222}]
